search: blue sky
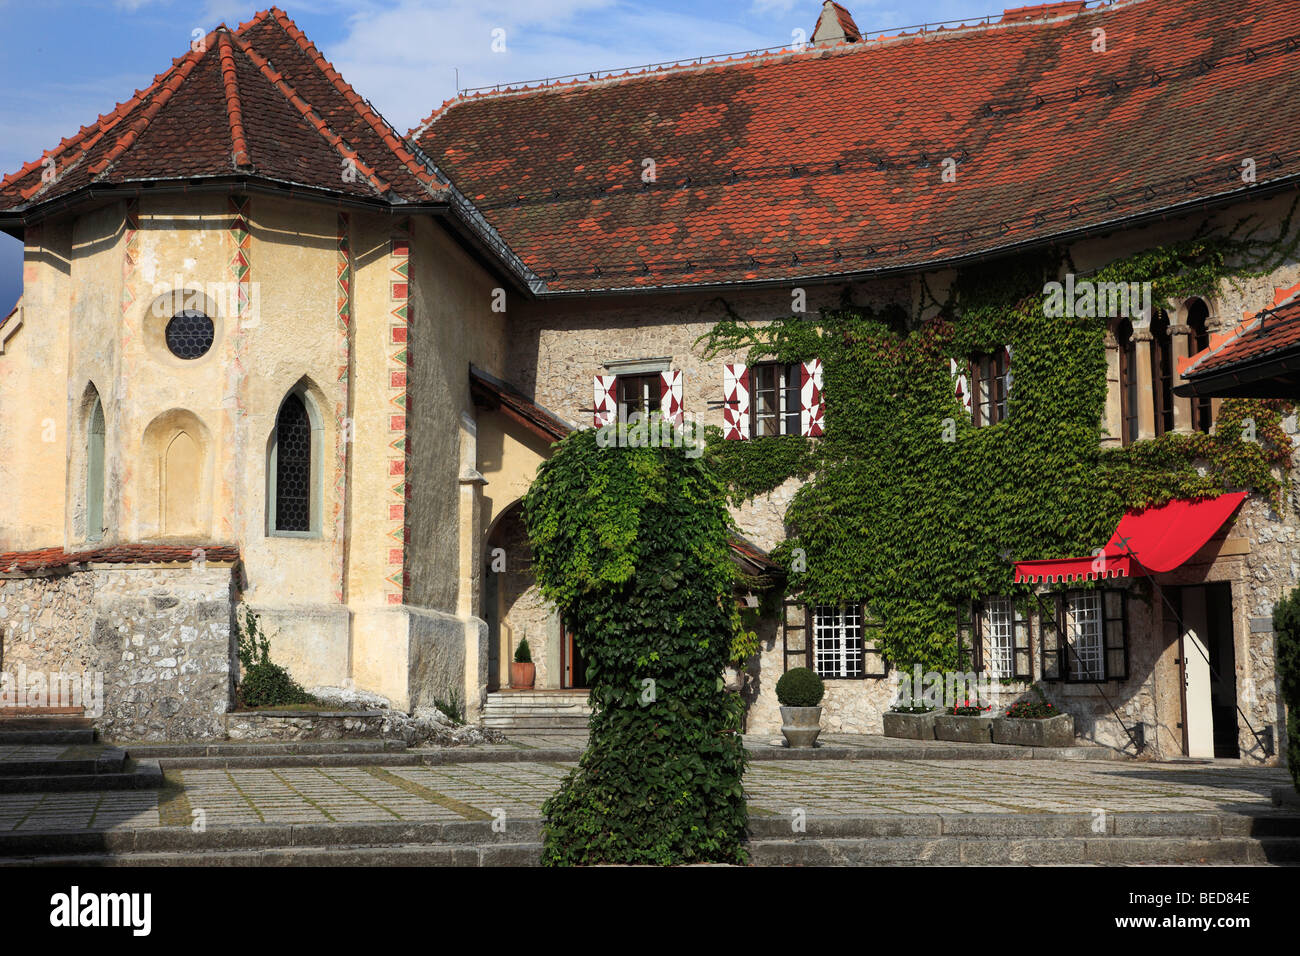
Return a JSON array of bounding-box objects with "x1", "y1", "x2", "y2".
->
[{"x1": 0, "y1": 0, "x2": 987, "y2": 313}]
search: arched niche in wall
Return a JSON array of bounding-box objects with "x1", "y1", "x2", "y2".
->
[
  {"x1": 72, "y1": 381, "x2": 108, "y2": 542},
  {"x1": 141, "y1": 408, "x2": 213, "y2": 539}
]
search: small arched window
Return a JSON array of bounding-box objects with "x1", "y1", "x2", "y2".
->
[
  {"x1": 1150, "y1": 310, "x2": 1174, "y2": 437},
  {"x1": 1187, "y1": 298, "x2": 1213, "y2": 433},
  {"x1": 269, "y1": 391, "x2": 317, "y2": 535},
  {"x1": 87, "y1": 397, "x2": 105, "y2": 541}
]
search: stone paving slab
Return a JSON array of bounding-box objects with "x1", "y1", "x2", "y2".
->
[{"x1": 0, "y1": 758, "x2": 1288, "y2": 834}]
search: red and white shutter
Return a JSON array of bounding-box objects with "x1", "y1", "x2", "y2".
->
[
  {"x1": 1003, "y1": 345, "x2": 1013, "y2": 401},
  {"x1": 950, "y1": 358, "x2": 972, "y2": 419},
  {"x1": 660, "y1": 369, "x2": 684, "y2": 426},
  {"x1": 723, "y1": 364, "x2": 750, "y2": 439},
  {"x1": 799, "y1": 359, "x2": 824, "y2": 437},
  {"x1": 593, "y1": 375, "x2": 616, "y2": 427}
]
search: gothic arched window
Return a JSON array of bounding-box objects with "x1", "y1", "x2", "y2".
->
[{"x1": 269, "y1": 392, "x2": 316, "y2": 534}]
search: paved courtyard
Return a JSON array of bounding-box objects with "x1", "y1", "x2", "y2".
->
[{"x1": 0, "y1": 758, "x2": 1288, "y2": 833}]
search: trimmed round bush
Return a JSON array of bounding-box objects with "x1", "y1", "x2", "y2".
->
[{"x1": 776, "y1": 667, "x2": 825, "y2": 707}]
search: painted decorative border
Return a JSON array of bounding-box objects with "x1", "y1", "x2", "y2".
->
[
  {"x1": 386, "y1": 220, "x2": 411, "y2": 605},
  {"x1": 117, "y1": 204, "x2": 139, "y2": 498},
  {"x1": 222, "y1": 195, "x2": 251, "y2": 539},
  {"x1": 333, "y1": 211, "x2": 351, "y2": 603}
]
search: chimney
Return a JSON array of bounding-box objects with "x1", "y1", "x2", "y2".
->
[
  {"x1": 811, "y1": 1, "x2": 862, "y2": 47},
  {"x1": 1000, "y1": 2, "x2": 1086, "y2": 23}
]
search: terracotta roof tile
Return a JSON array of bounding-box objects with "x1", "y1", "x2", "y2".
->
[
  {"x1": 1181, "y1": 290, "x2": 1300, "y2": 379},
  {"x1": 0, "y1": 8, "x2": 447, "y2": 214},
  {"x1": 414, "y1": 0, "x2": 1300, "y2": 292}
]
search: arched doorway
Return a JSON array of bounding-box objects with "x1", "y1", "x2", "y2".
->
[{"x1": 484, "y1": 501, "x2": 584, "y2": 691}]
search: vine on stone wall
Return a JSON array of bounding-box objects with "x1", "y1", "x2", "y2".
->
[{"x1": 699, "y1": 216, "x2": 1298, "y2": 672}]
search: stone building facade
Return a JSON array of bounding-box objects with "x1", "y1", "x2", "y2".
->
[{"x1": 0, "y1": 0, "x2": 1296, "y2": 760}]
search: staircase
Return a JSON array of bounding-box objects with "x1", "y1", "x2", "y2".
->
[
  {"x1": 482, "y1": 690, "x2": 592, "y2": 732},
  {"x1": 0, "y1": 714, "x2": 161, "y2": 792}
]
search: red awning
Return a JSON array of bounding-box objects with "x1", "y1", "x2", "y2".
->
[{"x1": 1013, "y1": 492, "x2": 1247, "y2": 584}]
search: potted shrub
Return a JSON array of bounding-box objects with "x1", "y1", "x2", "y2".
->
[
  {"x1": 510, "y1": 637, "x2": 536, "y2": 689},
  {"x1": 992, "y1": 693, "x2": 1075, "y2": 747},
  {"x1": 933, "y1": 699, "x2": 994, "y2": 743},
  {"x1": 776, "y1": 667, "x2": 825, "y2": 748},
  {"x1": 883, "y1": 702, "x2": 940, "y2": 740}
]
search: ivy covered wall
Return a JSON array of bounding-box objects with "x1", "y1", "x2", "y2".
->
[{"x1": 701, "y1": 221, "x2": 1299, "y2": 672}]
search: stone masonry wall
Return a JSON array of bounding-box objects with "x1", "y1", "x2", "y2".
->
[{"x1": 0, "y1": 563, "x2": 235, "y2": 739}]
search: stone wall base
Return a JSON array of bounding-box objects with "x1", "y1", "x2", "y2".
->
[{"x1": 0, "y1": 563, "x2": 236, "y2": 740}]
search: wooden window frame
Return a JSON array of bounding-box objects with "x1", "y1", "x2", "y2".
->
[
  {"x1": 1150, "y1": 311, "x2": 1174, "y2": 437},
  {"x1": 969, "y1": 350, "x2": 1010, "y2": 427},
  {"x1": 615, "y1": 373, "x2": 662, "y2": 421},
  {"x1": 1116, "y1": 319, "x2": 1139, "y2": 446},
  {"x1": 750, "y1": 361, "x2": 801, "y2": 437},
  {"x1": 1187, "y1": 301, "x2": 1213, "y2": 433},
  {"x1": 782, "y1": 599, "x2": 887, "y2": 679},
  {"x1": 1039, "y1": 589, "x2": 1128, "y2": 683},
  {"x1": 957, "y1": 597, "x2": 1032, "y2": 680}
]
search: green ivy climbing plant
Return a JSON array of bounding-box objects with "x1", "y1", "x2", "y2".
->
[
  {"x1": 523, "y1": 424, "x2": 748, "y2": 866},
  {"x1": 700, "y1": 218, "x2": 1299, "y2": 673}
]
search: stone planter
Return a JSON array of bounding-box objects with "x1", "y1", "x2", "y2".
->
[
  {"x1": 933, "y1": 713, "x2": 994, "y2": 743},
  {"x1": 779, "y1": 705, "x2": 823, "y2": 748},
  {"x1": 882, "y1": 709, "x2": 940, "y2": 740},
  {"x1": 510, "y1": 662, "x2": 536, "y2": 689},
  {"x1": 992, "y1": 712, "x2": 1075, "y2": 747}
]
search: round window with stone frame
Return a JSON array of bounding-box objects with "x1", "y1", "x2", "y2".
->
[{"x1": 164, "y1": 310, "x2": 215, "y2": 360}]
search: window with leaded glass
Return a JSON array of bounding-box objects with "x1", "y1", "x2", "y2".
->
[{"x1": 271, "y1": 393, "x2": 313, "y2": 534}]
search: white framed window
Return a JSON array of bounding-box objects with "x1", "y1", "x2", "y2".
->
[
  {"x1": 1066, "y1": 591, "x2": 1104, "y2": 681},
  {"x1": 983, "y1": 597, "x2": 1015, "y2": 678},
  {"x1": 813, "y1": 604, "x2": 864, "y2": 679}
]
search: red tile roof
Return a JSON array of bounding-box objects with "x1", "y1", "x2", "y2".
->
[
  {"x1": 1180, "y1": 283, "x2": 1300, "y2": 379},
  {"x1": 413, "y1": 0, "x2": 1300, "y2": 293},
  {"x1": 0, "y1": 544, "x2": 240, "y2": 573},
  {"x1": 470, "y1": 364, "x2": 575, "y2": 441},
  {"x1": 0, "y1": 8, "x2": 446, "y2": 214}
]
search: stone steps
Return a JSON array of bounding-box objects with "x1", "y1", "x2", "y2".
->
[
  {"x1": 122, "y1": 739, "x2": 408, "y2": 759},
  {"x1": 482, "y1": 691, "x2": 592, "y2": 732},
  {"x1": 0, "y1": 716, "x2": 97, "y2": 747},
  {"x1": 0, "y1": 758, "x2": 162, "y2": 793},
  {"x1": 3, "y1": 812, "x2": 1296, "y2": 866}
]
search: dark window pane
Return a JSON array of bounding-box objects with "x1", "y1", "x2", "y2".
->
[
  {"x1": 165, "y1": 310, "x2": 214, "y2": 360},
  {"x1": 275, "y1": 395, "x2": 312, "y2": 532}
]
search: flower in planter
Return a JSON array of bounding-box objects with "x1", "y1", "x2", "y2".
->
[{"x1": 1005, "y1": 699, "x2": 1060, "y2": 719}]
